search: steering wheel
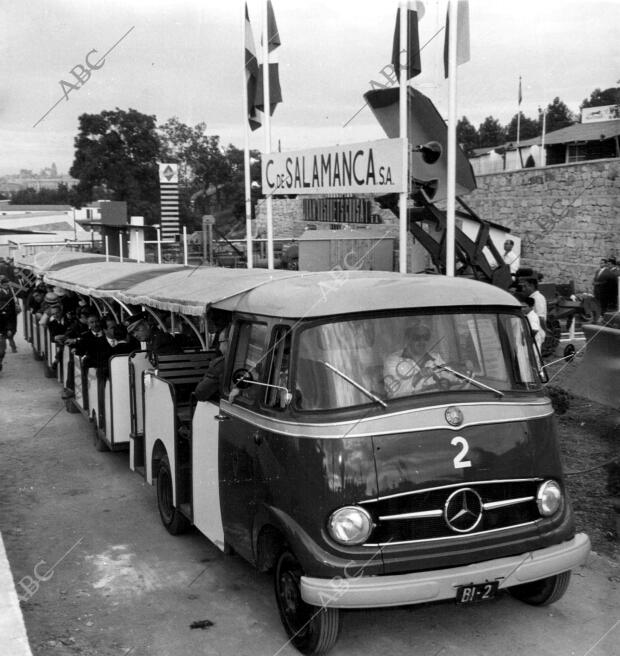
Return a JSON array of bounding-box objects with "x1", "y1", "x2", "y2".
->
[{"x1": 232, "y1": 368, "x2": 254, "y2": 389}]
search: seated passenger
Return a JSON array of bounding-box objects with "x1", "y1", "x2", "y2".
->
[
  {"x1": 126, "y1": 312, "x2": 184, "y2": 366},
  {"x1": 194, "y1": 330, "x2": 229, "y2": 402},
  {"x1": 383, "y1": 322, "x2": 450, "y2": 398}
]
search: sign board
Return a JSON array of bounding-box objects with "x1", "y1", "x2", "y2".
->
[
  {"x1": 262, "y1": 138, "x2": 406, "y2": 196},
  {"x1": 581, "y1": 104, "x2": 620, "y2": 123},
  {"x1": 158, "y1": 163, "x2": 179, "y2": 183}
]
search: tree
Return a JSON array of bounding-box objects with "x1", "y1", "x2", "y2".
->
[
  {"x1": 456, "y1": 116, "x2": 478, "y2": 155},
  {"x1": 478, "y1": 116, "x2": 505, "y2": 148},
  {"x1": 543, "y1": 97, "x2": 575, "y2": 132},
  {"x1": 505, "y1": 112, "x2": 540, "y2": 142},
  {"x1": 158, "y1": 118, "x2": 261, "y2": 233},
  {"x1": 580, "y1": 87, "x2": 620, "y2": 110},
  {"x1": 70, "y1": 108, "x2": 161, "y2": 222}
]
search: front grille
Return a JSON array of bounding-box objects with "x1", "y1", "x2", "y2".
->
[{"x1": 363, "y1": 479, "x2": 541, "y2": 544}]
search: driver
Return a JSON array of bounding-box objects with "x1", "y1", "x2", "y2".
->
[{"x1": 383, "y1": 322, "x2": 450, "y2": 398}]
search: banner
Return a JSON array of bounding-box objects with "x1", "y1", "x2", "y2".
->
[{"x1": 262, "y1": 138, "x2": 407, "y2": 195}]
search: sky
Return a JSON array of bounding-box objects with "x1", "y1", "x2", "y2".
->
[{"x1": 0, "y1": 0, "x2": 618, "y2": 176}]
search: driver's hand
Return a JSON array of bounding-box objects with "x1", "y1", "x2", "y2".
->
[{"x1": 228, "y1": 387, "x2": 240, "y2": 403}]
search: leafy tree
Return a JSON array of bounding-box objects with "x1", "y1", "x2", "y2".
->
[
  {"x1": 543, "y1": 97, "x2": 575, "y2": 132},
  {"x1": 456, "y1": 116, "x2": 478, "y2": 155},
  {"x1": 478, "y1": 116, "x2": 505, "y2": 148},
  {"x1": 505, "y1": 112, "x2": 540, "y2": 142},
  {"x1": 158, "y1": 118, "x2": 261, "y2": 233},
  {"x1": 580, "y1": 87, "x2": 620, "y2": 110},
  {"x1": 70, "y1": 108, "x2": 161, "y2": 222}
]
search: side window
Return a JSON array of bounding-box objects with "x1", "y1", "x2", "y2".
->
[
  {"x1": 230, "y1": 321, "x2": 268, "y2": 403},
  {"x1": 264, "y1": 326, "x2": 292, "y2": 409}
]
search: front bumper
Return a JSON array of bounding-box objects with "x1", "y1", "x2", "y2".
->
[{"x1": 300, "y1": 532, "x2": 590, "y2": 609}]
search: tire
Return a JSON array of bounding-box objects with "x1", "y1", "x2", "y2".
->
[
  {"x1": 93, "y1": 423, "x2": 109, "y2": 452},
  {"x1": 65, "y1": 399, "x2": 80, "y2": 414},
  {"x1": 508, "y1": 571, "x2": 571, "y2": 606},
  {"x1": 157, "y1": 454, "x2": 190, "y2": 535},
  {"x1": 563, "y1": 343, "x2": 576, "y2": 363},
  {"x1": 274, "y1": 550, "x2": 341, "y2": 655}
]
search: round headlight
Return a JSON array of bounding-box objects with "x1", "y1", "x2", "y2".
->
[
  {"x1": 537, "y1": 480, "x2": 563, "y2": 517},
  {"x1": 327, "y1": 506, "x2": 373, "y2": 546}
]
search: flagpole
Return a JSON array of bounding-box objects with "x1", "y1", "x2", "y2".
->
[
  {"x1": 242, "y1": 2, "x2": 254, "y2": 269},
  {"x1": 517, "y1": 76, "x2": 522, "y2": 146},
  {"x1": 262, "y1": 0, "x2": 274, "y2": 270},
  {"x1": 540, "y1": 108, "x2": 547, "y2": 167},
  {"x1": 445, "y1": 0, "x2": 458, "y2": 277},
  {"x1": 398, "y1": 0, "x2": 408, "y2": 274}
]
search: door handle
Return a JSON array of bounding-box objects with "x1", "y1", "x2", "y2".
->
[{"x1": 214, "y1": 414, "x2": 230, "y2": 421}]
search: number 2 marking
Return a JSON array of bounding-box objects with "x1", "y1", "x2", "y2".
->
[{"x1": 451, "y1": 436, "x2": 472, "y2": 469}]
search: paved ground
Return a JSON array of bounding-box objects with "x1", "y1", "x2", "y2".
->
[{"x1": 1, "y1": 332, "x2": 620, "y2": 656}]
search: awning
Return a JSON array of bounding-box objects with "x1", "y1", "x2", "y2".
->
[
  {"x1": 14, "y1": 250, "x2": 119, "y2": 274},
  {"x1": 44, "y1": 262, "x2": 186, "y2": 298},
  {"x1": 116, "y1": 266, "x2": 301, "y2": 316}
]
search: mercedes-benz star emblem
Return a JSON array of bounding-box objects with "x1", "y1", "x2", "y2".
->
[
  {"x1": 445, "y1": 406, "x2": 463, "y2": 426},
  {"x1": 444, "y1": 488, "x2": 483, "y2": 533}
]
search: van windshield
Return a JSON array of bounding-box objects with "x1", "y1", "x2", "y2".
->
[{"x1": 294, "y1": 312, "x2": 541, "y2": 411}]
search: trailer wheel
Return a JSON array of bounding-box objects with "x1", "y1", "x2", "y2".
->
[
  {"x1": 508, "y1": 571, "x2": 571, "y2": 606},
  {"x1": 157, "y1": 454, "x2": 190, "y2": 535},
  {"x1": 65, "y1": 399, "x2": 79, "y2": 414},
  {"x1": 93, "y1": 423, "x2": 109, "y2": 452},
  {"x1": 275, "y1": 550, "x2": 341, "y2": 655}
]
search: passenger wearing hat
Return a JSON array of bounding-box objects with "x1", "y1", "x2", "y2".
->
[
  {"x1": 0, "y1": 275, "x2": 19, "y2": 370},
  {"x1": 383, "y1": 321, "x2": 452, "y2": 399},
  {"x1": 126, "y1": 311, "x2": 183, "y2": 366}
]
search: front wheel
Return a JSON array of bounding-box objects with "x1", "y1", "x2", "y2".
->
[
  {"x1": 508, "y1": 571, "x2": 571, "y2": 606},
  {"x1": 157, "y1": 454, "x2": 190, "y2": 535},
  {"x1": 274, "y1": 551, "x2": 341, "y2": 655}
]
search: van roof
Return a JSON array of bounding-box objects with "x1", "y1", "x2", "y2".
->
[{"x1": 112, "y1": 266, "x2": 519, "y2": 317}]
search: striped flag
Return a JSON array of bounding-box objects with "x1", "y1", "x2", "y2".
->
[
  {"x1": 255, "y1": 63, "x2": 282, "y2": 116},
  {"x1": 443, "y1": 0, "x2": 470, "y2": 78},
  {"x1": 518, "y1": 76, "x2": 522, "y2": 105},
  {"x1": 264, "y1": 0, "x2": 281, "y2": 52},
  {"x1": 391, "y1": 5, "x2": 422, "y2": 80},
  {"x1": 245, "y1": 4, "x2": 261, "y2": 131}
]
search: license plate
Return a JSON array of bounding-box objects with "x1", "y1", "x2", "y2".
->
[{"x1": 456, "y1": 581, "x2": 499, "y2": 604}]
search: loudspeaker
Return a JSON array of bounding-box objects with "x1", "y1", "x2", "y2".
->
[{"x1": 364, "y1": 87, "x2": 476, "y2": 202}]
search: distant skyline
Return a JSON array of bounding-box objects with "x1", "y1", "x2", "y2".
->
[{"x1": 1, "y1": 0, "x2": 618, "y2": 175}]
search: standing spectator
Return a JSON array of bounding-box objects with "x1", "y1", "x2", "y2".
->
[
  {"x1": 502, "y1": 239, "x2": 520, "y2": 277},
  {"x1": 521, "y1": 278, "x2": 547, "y2": 330},
  {"x1": 523, "y1": 297, "x2": 545, "y2": 354},
  {"x1": 599, "y1": 257, "x2": 619, "y2": 315},
  {"x1": 0, "y1": 275, "x2": 18, "y2": 371}
]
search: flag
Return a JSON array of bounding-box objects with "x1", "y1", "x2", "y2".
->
[
  {"x1": 391, "y1": 7, "x2": 422, "y2": 81},
  {"x1": 443, "y1": 0, "x2": 470, "y2": 78},
  {"x1": 255, "y1": 63, "x2": 282, "y2": 116},
  {"x1": 245, "y1": 4, "x2": 261, "y2": 131},
  {"x1": 263, "y1": 0, "x2": 281, "y2": 52},
  {"x1": 518, "y1": 76, "x2": 522, "y2": 105}
]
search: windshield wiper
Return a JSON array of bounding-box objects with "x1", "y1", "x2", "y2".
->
[
  {"x1": 436, "y1": 364, "x2": 504, "y2": 397},
  {"x1": 321, "y1": 361, "x2": 387, "y2": 408}
]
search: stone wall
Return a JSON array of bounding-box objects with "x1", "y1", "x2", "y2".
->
[
  {"x1": 466, "y1": 159, "x2": 620, "y2": 291},
  {"x1": 255, "y1": 159, "x2": 620, "y2": 290}
]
